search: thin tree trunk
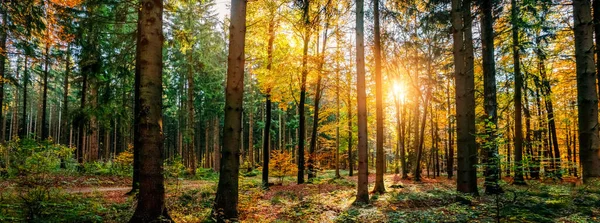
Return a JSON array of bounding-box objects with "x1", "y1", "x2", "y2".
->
[
  {"x1": 355, "y1": 0, "x2": 369, "y2": 204},
  {"x1": 511, "y1": 0, "x2": 526, "y2": 185},
  {"x1": 372, "y1": 0, "x2": 385, "y2": 194},
  {"x1": 262, "y1": 95, "x2": 271, "y2": 188},
  {"x1": 347, "y1": 69, "x2": 353, "y2": 177},
  {"x1": 41, "y1": 43, "x2": 50, "y2": 140},
  {"x1": 297, "y1": 0, "x2": 310, "y2": 185},
  {"x1": 335, "y1": 66, "x2": 341, "y2": 178},
  {"x1": 0, "y1": 9, "x2": 6, "y2": 144},
  {"x1": 414, "y1": 90, "x2": 431, "y2": 182}
]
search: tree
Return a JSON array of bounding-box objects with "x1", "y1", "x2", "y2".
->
[
  {"x1": 573, "y1": 0, "x2": 600, "y2": 183},
  {"x1": 297, "y1": 0, "x2": 310, "y2": 184},
  {"x1": 372, "y1": 0, "x2": 385, "y2": 194},
  {"x1": 481, "y1": 0, "x2": 503, "y2": 194},
  {"x1": 511, "y1": 0, "x2": 526, "y2": 185},
  {"x1": 451, "y1": 0, "x2": 478, "y2": 195},
  {"x1": 354, "y1": 0, "x2": 369, "y2": 204},
  {"x1": 262, "y1": 10, "x2": 276, "y2": 189},
  {"x1": 0, "y1": 7, "x2": 6, "y2": 143},
  {"x1": 213, "y1": 0, "x2": 247, "y2": 220},
  {"x1": 129, "y1": 0, "x2": 171, "y2": 221}
]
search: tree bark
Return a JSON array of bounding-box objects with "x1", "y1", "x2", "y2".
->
[
  {"x1": 452, "y1": 0, "x2": 478, "y2": 195},
  {"x1": 20, "y1": 57, "x2": 28, "y2": 140},
  {"x1": 187, "y1": 51, "x2": 196, "y2": 175},
  {"x1": 573, "y1": 0, "x2": 600, "y2": 183},
  {"x1": 355, "y1": 0, "x2": 369, "y2": 204},
  {"x1": 129, "y1": 0, "x2": 170, "y2": 221},
  {"x1": 372, "y1": 0, "x2": 385, "y2": 194},
  {"x1": 511, "y1": 0, "x2": 526, "y2": 185},
  {"x1": 481, "y1": 0, "x2": 502, "y2": 194},
  {"x1": 41, "y1": 43, "x2": 50, "y2": 140},
  {"x1": 61, "y1": 45, "x2": 71, "y2": 146},
  {"x1": 262, "y1": 94, "x2": 271, "y2": 188},
  {"x1": 0, "y1": 8, "x2": 6, "y2": 144},
  {"x1": 414, "y1": 90, "x2": 431, "y2": 182},
  {"x1": 347, "y1": 68, "x2": 353, "y2": 177},
  {"x1": 213, "y1": 0, "x2": 246, "y2": 220},
  {"x1": 297, "y1": 0, "x2": 310, "y2": 184}
]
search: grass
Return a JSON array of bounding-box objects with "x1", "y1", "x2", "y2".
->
[{"x1": 1, "y1": 170, "x2": 599, "y2": 222}]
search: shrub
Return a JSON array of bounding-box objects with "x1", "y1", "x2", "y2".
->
[{"x1": 269, "y1": 150, "x2": 297, "y2": 183}]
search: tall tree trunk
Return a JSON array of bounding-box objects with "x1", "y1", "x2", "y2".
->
[
  {"x1": 187, "y1": 52, "x2": 196, "y2": 175},
  {"x1": 41, "y1": 43, "x2": 50, "y2": 140},
  {"x1": 414, "y1": 90, "x2": 431, "y2": 182},
  {"x1": 594, "y1": 0, "x2": 600, "y2": 99},
  {"x1": 524, "y1": 87, "x2": 539, "y2": 179},
  {"x1": 347, "y1": 69, "x2": 353, "y2": 177},
  {"x1": 573, "y1": 0, "x2": 600, "y2": 183},
  {"x1": 308, "y1": 21, "x2": 329, "y2": 181},
  {"x1": 452, "y1": 0, "x2": 478, "y2": 194},
  {"x1": 335, "y1": 67, "x2": 341, "y2": 178},
  {"x1": 536, "y1": 38, "x2": 561, "y2": 179},
  {"x1": 213, "y1": 0, "x2": 246, "y2": 219},
  {"x1": 249, "y1": 89, "x2": 254, "y2": 169},
  {"x1": 78, "y1": 64, "x2": 88, "y2": 165},
  {"x1": 129, "y1": 0, "x2": 171, "y2": 221},
  {"x1": 213, "y1": 117, "x2": 220, "y2": 172},
  {"x1": 62, "y1": 45, "x2": 71, "y2": 145},
  {"x1": 89, "y1": 79, "x2": 98, "y2": 161},
  {"x1": 446, "y1": 75, "x2": 454, "y2": 179},
  {"x1": 0, "y1": 8, "x2": 6, "y2": 144},
  {"x1": 355, "y1": 0, "x2": 369, "y2": 204},
  {"x1": 297, "y1": 0, "x2": 310, "y2": 184},
  {"x1": 372, "y1": 0, "x2": 385, "y2": 194},
  {"x1": 481, "y1": 0, "x2": 502, "y2": 194},
  {"x1": 262, "y1": 15, "x2": 275, "y2": 187},
  {"x1": 262, "y1": 95, "x2": 271, "y2": 188},
  {"x1": 20, "y1": 57, "x2": 28, "y2": 140},
  {"x1": 511, "y1": 0, "x2": 526, "y2": 185}
]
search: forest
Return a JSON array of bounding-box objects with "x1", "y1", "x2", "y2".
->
[{"x1": 1, "y1": 0, "x2": 600, "y2": 222}]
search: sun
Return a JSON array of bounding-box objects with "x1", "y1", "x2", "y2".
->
[{"x1": 391, "y1": 81, "x2": 406, "y2": 104}]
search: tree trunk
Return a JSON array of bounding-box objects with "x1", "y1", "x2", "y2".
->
[
  {"x1": 481, "y1": 0, "x2": 502, "y2": 194},
  {"x1": 41, "y1": 43, "x2": 50, "y2": 140},
  {"x1": 308, "y1": 20, "x2": 329, "y2": 181},
  {"x1": 187, "y1": 52, "x2": 196, "y2": 175},
  {"x1": 347, "y1": 69, "x2": 353, "y2": 177},
  {"x1": 62, "y1": 45, "x2": 71, "y2": 145},
  {"x1": 0, "y1": 9, "x2": 6, "y2": 144},
  {"x1": 452, "y1": 0, "x2": 478, "y2": 194},
  {"x1": 78, "y1": 62, "x2": 88, "y2": 165},
  {"x1": 355, "y1": 0, "x2": 369, "y2": 204},
  {"x1": 213, "y1": 0, "x2": 246, "y2": 219},
  {"x1": 297, "y1": 0, "x2": 310, "y2": 184},
  {"x1": 262, "y1": 95, "x2": 271, "y2": 188},
  {"x1": 536, "y1": 38, "x2": 561, "y2": 179},
  {"x1": 335, "y1": 67, "x2": 341, "y2": 178},
  {"x1": 446, "y1": 75, "x2": 454, "y2": 179},
  {"x1": 511, "y1": 0, "x2": 526, "y2": 185},
  {"x1": 372, "y1": 0, "x2": 385, "y2": 194},
  {"x1": 129, "y1": 0, "x2": 171, "y2": 221},
  {"x1": 594, "y1": 0, "x2": 600, "y2": 100},
  {"x1": 213, "y1": 117, "x2": 220, "y2": 172},
  {"x1": 20, "y1": 57, "x2": 28, "y2": 139},
  {"x1": 414, "y1": 90, "x2": 431, "y2": 182},
  {"x1": 573, "y1": 0, "x2": 600, "y2": 183}
]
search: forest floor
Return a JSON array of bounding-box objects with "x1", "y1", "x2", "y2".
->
[{"x1": 1, "y1": 170, "x2": 600, "y2": 222}]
